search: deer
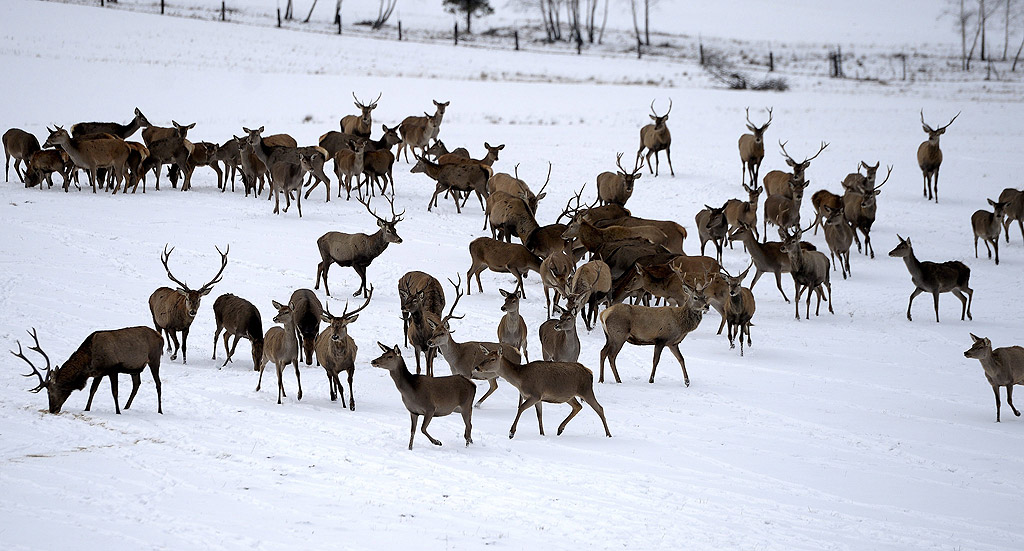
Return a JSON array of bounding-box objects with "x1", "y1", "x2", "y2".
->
[
  {"x1": 371, "y1": 342, "x2": 475, "y2": 450},
  {"x1": 425, "y1": 139, "x2": 469, "y2": 160},
  {"x1": 695, "y1": 202, "x2": 729, "y2": 264},
  {"x1": 918, "y1": 110, "x2": 959, "y2": 203},
  {"x1": 149, "y1": 244, "x2": 229, "y2": 364},
  {"x1": 599, "y1": 281, "x2": 709, "y2": 386},
  {"x1": 211, "y1": 293, "x2": 264, "y2": 371},
  {"x1": 237, "y1": 137, "x2": 267, "y2": 196},
  {"x1": 341, "y1": 92, "x2": 381, "y2": 138},
  {"x1": 472, "y1": 345, "x2": 611, "y2": 438},
  {"x1": 330, "y1": 141, "x2": 367, "y2": 201},
  {"x1": 888, "y1": 235, "x2": 973, "y2": 323},
  {"x1": 319, "y1": 123, "x2": 401, "y2": 159},
  {"x1": 12, "y1": 327, "x2": 164, "y2": 414},
  {"x1": 124, "y1": 141, "x2": 150, "y2": 193},
  {"x1": 315, "y1": 288, "x2": 372, "y2": 410},
  {"x1": 843, "y1": 165, "x2": 890, "y2": 259},
  {"x1": 403, "y1": 284, "x2": 443, "y2": 377},
  {"x1": 256, "y1": 300, "x2": 302, "y2": 405},
  {"x1": 568, "y1": 259, "x2": 611, "y2": 331},
  {"x1": 71, "y1": 107, "x2": 151, "y2": 140},
  {"x1": 964, "y1": 334, "x2": 1024, "y2": 422},
  {"x1": 215, "y1": 137, "x2": 241, "y2": 192},
  {"x1": 764, "y1": 177, "x2": 810, "y2": 238},
  {"x1": 23, "y1": 149, "x2": 73, "y2": 191},
  {"x1": 315, "y1": 194, "x2": 404, "y2": 298},
  {"x1": 724, "y1": 184, "x2": 763, "y2": 243},
  {"x1": 561, "y1": 214, "x2": 667, "y2": 256},
  {"x1": 738, "y1": 107, "x2": 772, "y2": 185},
  {"x1": 413, "y1": 155, "x2": 490, "y2": 214},
  {"x1": 597, "y1": 152, "x2": 644, "y2": 206},
  {"x1": 497, "y1": 286, "x2": 529, "y2": 362},
  {"x1": 638, "y1": 99, "x2": 674, "y2": 177},
  {"x1": 466, "y1": 237, "x2": 543, "y2": 298},
  {"x1": 998, "y1": 188, "x2": 1024, "y2": 243},
  {"x1": 180, "y1": 141, "x2": 222, "y2": 191},
  {"x1": 540, "y1": 300, "x2": 582, "y2": 363},
  {"x1": 780, "y1": 226, "x2": 833, "y2": 320},
  {"x1": 439, "y1": 141, "x2": 503, "y2": 167},
  {"x1": 810, "y1": 188, "x2": 843, "y2": 235},
  {"x1": 484, "y1": 166, "x2": 552, "y2": 243},
  {"x1": 398, "y1": 271, "x2": 445, "y2": 349},
  {"x1": 140, "y1": 121, "x2": 195, "y2": 191},
  {"x1": 972, "y1": 199, "x2": 1010, "y2": 265},
  {"x1": 822, "y1": 206, "x2": 854, "y2": 280},
  {"x1": 425, "y1": 276, "x2": 521, "y2": 407},
  {"x1": 763, "y1": 141, "x2": 828, "y2": 198},
  {"x1": 289, "y1": 289, "x2": 323, "y2": 366},
  {"x1": 721, "y1": 263, "x2": 755, "y2": 356},
  {"x1": 539, "y1": 250, "x2": 575, "y2": 318},
  {"x1": 398, "y1": 100, "x2": 448, "y2": 162},
  {"x1": 243, "y1": 126, "x2": 319, "y2": 216},
  {"x1": 3, "y1": 128, "x2": 41, "y2": 183},
  {"x1": 43, "y1": 126, "x2": 129, "y2": 193},
  {"x1": 842, "y1": 161, "x2": 881, "y2": 194}
]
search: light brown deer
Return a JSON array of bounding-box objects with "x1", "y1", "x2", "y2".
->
[
  {"x1": 568, "y1": 259, "x2": 611, "y2": 331},
  {"x1": 918, "y1": 110, "x2": 959, "y2": 203},
  {"x1": 561, "y1": 215, "x2": 667, "y2": 256},
  {"x1": 341, "y1": 92, "x2": 380, "y2": 138},
  {"x1": 964, "y1": 334, "x2": 1024, "y2": 422},
  {"x1": 149, "y1": 244, "x2": 229, "y2": 363},
  {"x1": 724, "y1": 184, "x2": 763, "y2": 242},
  {"x1": 738, "y1": 107, "x2": 772, "y2": 185},
  {"x1": 13, "y1": 327, "x2": 163, "y2": 414},
  {"x1": 398, "y1": 100, "x2": 448, "y2": 162},
  {"x1": 638, "y1": 99, "x2": 673, "y2": 177},
  {"x1": 466, "y1": 237, "x2": 542, "y2": 297},
  {"x1": 841, "y1": 161, "x2": 880, "y2": 194},
  {"x1": 497, "y1": 286, "x2": 529, "y2": 362},
  {"x1": 315, "y1": 288, "x2": 372, "y2": 410},
  {"x1": 764, "y1": 177, "x2": 809, "y2": 237},
  {"x1": 212, "y1": 293, "x2": 264, "y2": 371},
  {"x1": 888, "y1": 235, "x2": 973, "y2": 322},
  {"x1": 439, "y1": 141, "x2": 503, "y2": 167},
  {"x1": 721, "y1": 263, "x2": 755, "y2": 356},
  {"x1": 972, "y1": 199, "x2": 1009, "y2": 265},
  {"x1": 43, "y1": 126, "x2": 129, "y2": 193},
  {"x1": 539, "y1": 250, "x2": 575, "y2": 317},
  {"x1": 763, "y1": 140, "x2": 828, "y2": 197},
  {"x1": 371, "y1": 342, "x2": 475, "y2": 450},
  {"x1": 597, "y1": 152, "x2": 643, "y2": 206},
  {"x1": 331, "y1": 141, "x2": 367, "y2": 201},
  {"x1": 822, "y1": 206, "x2": 854, "y2": 280},
  {"x1": 472, "y1": 345, "x2": 611, "y2": 438},
  {"x1": 998, "y1": 188, "x2": 1024, "y2": 243},
  {"x1": 315, "y1": 194, "x2": 404, "y2": 297},
  {"x1": 257, "y1": 300, "x2": 302, "y2": 405},
  {"x1": 540, "y1": 300, "x2": 581, "y2": 363},
  {"x1": 3, "y1": 128, "x2": 41, "y2": 183},
  {"x1": 23, "y1": 149, "x2": 72, "y2": 190},
  {"x1": 780, "y1": 226, "x2": 833, "y2": 320},
  {"x1": 843, "y1": 165, "x2": 890, "y2": 259},
  {"x1": 810, "y1": 188, "x2": 843, "y2": 235}
]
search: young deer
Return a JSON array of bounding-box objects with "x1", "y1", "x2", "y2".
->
[
  {"x1": 918, "y1": 110, "x2": 959, "y2": 203},
  {"x1": 569, "y1": 259, "x2": 612, "y2": 331},
  {"x1": 398, "y1": 100, "x2": 448, "y2": 162},
  {"x1": 597, "y1": 152, "x2": 643, "y2": 206},
  {"x1": 340, "y1": 92, "x2": 381, "y2": 138},
  {"x1": 738, "y1": 107, "x2": 772, "y2": 186},
  {"x1": 498, "y1": 287, "x2": 529, "y2": 362},
  {"x1": 972, "y1": 199, "x2": 1009, "y2": 265},
  {"x1": 149, "y1": 244, "x2": 229, "y2": 363},
  {"x1": 211, "y1": 293, "x2": 264, "y2": 371},
  {"x1": 780, "y1": 227, "x2": 833, "y2": 320},
  {"x1": 964, "y1": 334, "x2": 1024, "y2": 422},
  {"x1": 539, "y1": 300, "x2": 582, "y2": 363},
  {"x1": 315, "y1": 289, "x2": 372, "y2": 410},
  {"x1": 721, "y1": 263, "x2": 755, "y2": 356},
  {"x1": 398, "y1": 271, "x2": 445, "y2": 349},
  {"x1": 466, "y1": 237, "x2": 542, "y2": 298},
  {"x1": 315, "y1": 194, "x2": 403, "y2": 297},
  {"x1": 638, "y1": 99, "x2": 674, "y2": 177},
  {"x1": 472, "y1": 345, "x2": 612, "y2": 438},
  {"x1": 13, "y1": 327, "x2": 163, "y2": 414},
  {"x1": 372, "y1": 342, "x2": 475, "y2": 450},
  {"x1": 257, "y1": 300, "x2": 302, "y2": 405},
  {"x1": 331, "y1": 141, "x2": 367, "y2": 201},
  {"x1": 539, "y1": 250, "x2": 574, "y2": 317},
  {"x1": 822, "y1": 206, "x2": 854, "y2": 280},
  {"x1": 888, "y1": 235, "x2": 973, "y2": 322}
]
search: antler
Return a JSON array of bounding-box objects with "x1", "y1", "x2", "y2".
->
[
  {"x1": 762, "y1": 106, "x2": 772, "y2": 127},
  {"x1": 779, "y1": 140, "x2": 794, "y2": 163},
  {"x1": 537, "y1": 162, "x2": 552, "y2": 196},
  {"x1": 557, "y1": 184, "x2": 586, "y2": 223},
  {"x1": 370, "y1": 92, "x2": 381, "y2": 108},
  {"x1": 199, "y1": 245, "x2": 230, "y2": 293},
  {"x1": 614, "y1": 152, "x2": 627, "y2": 173},
  {"x1": 804, "y1": 141, "x2": 829, "y2": 163},
  {"x1": 342, "y1": 286, "x2": 374, "y2": 319},
  {"x1": 353, "y1": 92, "x2": 365, "y2": 108},
  {"x1": 442, "y1": 274, "x2": 465, "y2": 325},
  {"x1": 160, "y1": 244, "x2": 191, "y2": 291},
  {"x1": 11, "y1": 328, "x2": 52, "y2": 393},
  {"x1": 873, "y1": 165, "x2": 893, "y2": 191},
  {"x1": 920, "y1": 109, "x2": 934, "y2": 132},
  {"x1": 939, "y1": 111, "x2": 960, "y2": 131}
]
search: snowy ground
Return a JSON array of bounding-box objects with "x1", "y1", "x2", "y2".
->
[{"x1": 2, "y1": 1, "x2": 1024, "y2": 550}]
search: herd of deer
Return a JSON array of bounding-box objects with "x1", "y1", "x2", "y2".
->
[{"x1": 8, "y1": 96, "x2": 1024, "y2": 449}]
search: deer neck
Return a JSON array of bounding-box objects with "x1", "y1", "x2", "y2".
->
[
  {"x1": 902, "y1": 249, "x2": 924, "y2": 277},
  {"x1": 122, "y1": 117, "x2": 145, "y2": 139},
  {"x1": 56, "y1": 345, "x2": 94, "y2": 393},
  {"x1": 388, "y1": 357, "x2": 418, "y2": 390},
  {"x1": 494, "y1": 355, "x2": 523, "y2": 387},
  {"x1": 740, "y1": 233, "x2": 771, "y2": 264},
  {"x1": 431, "y1": 332, "x2": 459, "y2": 360},
  {"x1": 251, "y1": 138, "x2": 273, "y2": 167}
]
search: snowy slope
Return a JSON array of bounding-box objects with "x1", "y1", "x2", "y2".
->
[{"x1": 2, "y1": 1, "x2": 1024, "y2": 550}]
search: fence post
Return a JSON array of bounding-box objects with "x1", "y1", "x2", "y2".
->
[
  {"x1": 454, "y1": 23, "x2": 458, "y2": 45},
  {"x1": 699, "y1": 39, "x2": 705, "y2": 65},
  {"x1": 514, "y1": 30, "x2": 519, "y2": 51},
  {"x1": 398, "y1": 20, "x2": 402, "y2": 41},
  {"x1": 277, "y1": 7, "x2": 281, "y2": 27},
  {"x1": 221, "y1": 1, "x2": 225, "y2": 21},
  {"x1": 637, "y1": 37, "x2": 642, "y2": 59},
  {"x1": 768, "y1": 51, "x2": 774, "y2": 72},
  {"x1": 161, "y1": 0, "x2": 165, "y2": 14}
]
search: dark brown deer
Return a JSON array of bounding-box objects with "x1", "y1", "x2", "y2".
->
[
  {"x1": 398, "y1": 271, "x2": 445, "y2": 349},
  {"x1": 71, "y1": 107, "x2": 151, "y2": 140},
  {"x1": 413, "y1": 155, "x2": 490, "y2": 213},
  {"x1": 888, "y1": 235, "x2": 973, "y2": 322},
  {"x1": 638, "y1": 99, "x2": 673, "y2": 177},
  {"x1": 149, "y1": 244, "x2": 229, "y2": 363},
  {"x1": 211, "y1": 293, "x2": 264, "y2": 371},
  {"x1": 498, "y1": 286, "x2": 529, "y2": 362},
  {"x1": 315, "y1": 288, "x2": 372, "y2": 410},
  {"x1": 290, "y1": 289, "x2": 323, "y2": 365},
  {"x1": 360, "y1": 124, "x2": 403, "y2": 196},
  {"x1": 964, "y1": 334, "x2": 1024, "y2": 422},
  {"x1": 841, "y1": 161, "x2": 881, "y2": 194},
  {"x1": 425, "y1": 139, "x2": 469, "y2": 160},
  {"x1": 466, "y1": 237, "x2": 542, "y2": 297},
  {"x1": 23, "y1": 150, "x2": 72, "y2": 190},
  {"x1": 918, "y1": 110, "x2": 959, "y2": 203},
  {"x1": 597, "y1": 152, "x2": 643, "y2": 206},
  {"x1": 998, "y1": 188, "x2": 1024, "y2": 243},
  {"x1": 341, "y1": 92, "x2": 380, "y2": 138},
  {"x1": 141, "y1": 121, "x2": 195, "y2": 191},
  {"x1": 738, "y1": 107, "x2": 772, "y2": 185},
  {"x1": 13, "y1": 326, "x2": 163, "y2": 414},
  {"x1": 568, "y1": 259, "x2": 611, "y2": 331},
  {"x1": 315, "y1": 194, "x2": 403, "y2": 297},
  {"x1": 3, "y1": 128, "x2": 40, "y2": 183},
  {"x1": 972, "y1": 199, "x2": 1009, "y2": 265},
  {"x1": 822, "y1": 206, "x2": 854, "y2": 279},
  {"x1": 764, "y1": 177, "x2": 810, "y2": 237},
  {"x1": 257, "y1": 300, "x2": 302, "y2": 404},
  {"x1": 539, "y1": 250, "x2": 574, "y2": 318},
  {"x1": 721, "y1": 263, "x2": 755, "y2": 356},
  {"x1": 371, "y1": 342, "x2": 475, "y2": 450}
]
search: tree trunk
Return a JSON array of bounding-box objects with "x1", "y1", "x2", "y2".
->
[
  {"x1": 1013, "y1": 32, "x2": 1024, "y2": 70},
  {"x1": 466, "y1": 10, "x2": 471, "y2": 34},
  {"x1": 961, "y1": 0, "x2": 968, "y2": 70},
  {"x1": 598, "y1": 0, "x2": 608, "y2": 44},
  {"x1": 980, "y1": 0, "x2": 987, "y2": 61},
  {"x1": 304, "y1": 0, "x2": 319, "y2": 23},
  {"x1": 1003, "y1": 0, "x2": 1010, "y2": 61},
  {"x1": 644, "y1": 0, "x2": 650, "y2": 46}
]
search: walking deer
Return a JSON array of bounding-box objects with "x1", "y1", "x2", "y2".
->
[
  {"x1": 738, "y1": 107, "x2": 772, "y2": 185},
  {"x1": 721, "y1": 263, "x2": 755, "y2": 356},
  {"x1": 597, "y1": 152, "x2": 643, "y2": 206},
  {"x1": 315, "y1": 289, "x2": 372, "y2": 410},
  {"x1": 888, "y1": 235, "x2": 973, "y2": 322},
  {"x1": 498, "y1": 286, "x2": 529, "y2": 362},
  {"x1": 780, "y1": 226, "x2": 833, "y2": 320},
  {"x1": 13, "y1": 327, "x2": 163, "y2": 414},
  {"x1": 149, "y1": 244, "x2": 229, "y2": 363},
  {"x1": 695, "y1": 202, "x2": 729, "y2": 264},
  {"x1": 212, "y1": 293, "x2": 264, "y2": 371},
  {"x1": 315, "y1": 194, "x2": 404, "y2": 297},
  {"x1": 43, "y1": 126, "x2": 129, "y2": 193},
  {"x1": 257, "y1": 300, "x2": 302, "y2": 404},
  {"x1": 466, "y1": 237, "x2": 542, "y2": 297},
  {"x1": 918, "y1": 110, "x2": 959, "y2": 203},
  {"x1": 822, "y1": 206, "x2": 854, "y2": 279},
  {"x1": 3, "y1": 128, "x2": 40, "y2": 183},
  {"x1": 638, "y1": 99, "x2": 674, "y2": 177},
  {"x1": 964, "y1": 334, "x2": 1024, "y2": 422},
  {"x1": 972, "y1": 199, "x2": 1009, "y2": 265},
  {"x1": 341, "y1": 92, "x2": 381, "y2": 138},
  {"x1": 372, "y1": 342, "x2": 475, "y2": 450},
  {"x1": 842, "y1": 165, "x2": 889, "y2": 259}
]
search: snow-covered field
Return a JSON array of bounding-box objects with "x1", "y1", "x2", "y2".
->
[{"x1": 2, "y1": 1, "x2": 1024, "y2": 549}]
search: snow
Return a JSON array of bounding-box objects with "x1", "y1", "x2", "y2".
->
[{"x1": 2, "y1": 1, "x2": 1024, "y2": 550}]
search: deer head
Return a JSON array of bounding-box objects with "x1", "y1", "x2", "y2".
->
[
  {"x1": 649, "y1": 99, "x2": 672, "y2": 128},
  {"x1": 742, "y1": 184, "x2": 763, "y2": 204},
  {"x1": 887, "y1": 234, "x2": 913, "y2": 258},
  {"x1": 721, "y1": 262, "x2": 753, "y2": 298},
  {"x1": 11, "y1": 328, "x2": 69, "y2": 413},
  {"x1": 483, "y1": 142, "x2": 505, "y2": 163},
  {"x1": 133, "y1": 108, "x2": 152, "y2": 128},
  {"x1": 964, "y1": 333, "x2": 993, "y2": 359},
  {"x1": 42, "y1": 126, "x2": 70, "y2": 149},
  {"x1": 499, "y1": 286, "x2": 522, "y2": 313},
  {"x1": 371, "y1": 342, "x2": 404, "y2": 372},
  {"x1": 744, "y1": 107, "x2": 772, "y2": 143},
  {"x1": 615, "y1": 152, "x2": 644, "y2": 191},
  {"x1": 172, "y1": 120, "x2": 196, "y2": 139},
  {"x1": 321, "y1": 287, "x2": 373, "y2": 343},
  {"x1": 921, "y1": 110, "x2": 960, "y2": 144},
  {"x1": 271, "y1": 300, "x2": 294, "y2": 326},
  {"x1": 160, "y1": 244, "x2": 229, "y2": 318},
  {"x1": 432, "y1": 100, "x2": 450, "y2": 116},
  {"x1": 242, "y1": 125, "x2": 266, "y2": 149},
  {"x1": 353, "y1": 92, "x2": 381, "y2": 126},
  {"x1": 358, "y1": 194, "x2": 404, "y2": 244}
]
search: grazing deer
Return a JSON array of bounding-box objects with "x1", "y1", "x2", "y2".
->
[
  {"x1": 466, "y1": 237, "x2": 543, "y2": 297},
  {"x1": 341, "y1": 92, "x2": 381, "y2": 138},
  {"x1": 780, "y1": 227, "x2": 833, "y2": 319},
  {"x1": 315, "y1": 289, "x2": 372, "y2": 410},
  {"x1": 212, "y1": 293, "x2": 264, "y2": 371},
  {"x1": 568, "y1": 259, "x2": 611, "y2": 331},
  {"x1": 597, "y1": 152, "x2": 643, "y2": 206},
  {"x1": 13, "y1": 327, "x2": 164, "y2": 414},
  {"x1": 763, "y1": 140, "x2": 828, "y2": 197},
  {"x1": 888, "y1": 235, "x2": 973, "y2": 322},
  {"x1": 498, "y1": 286, "x2": 529, "y2": 362},
  {"x1": 842, "y1": 165, "x2": 890, "y2": 259},
  {"x1": 289, "y1": 289, "x2": 323, "y2": 366},
  {"x1": 398, "y1": 271, "x2": 445, "y2": 349},
  {"x1": 149, "y1": 244, "x2": 229, "y2": 363},
  {"x1": 23, "y1": 149, "x2": 72, "y2": 190},
  {"x1": 3, "y1": 128, "x2": 41, "y2": 183},
  {"x1": 964, "y1": 334, "x2": 1024, "y2": 422},
  {"x1": 738, "y1": 107, "x2": 772, "y2": 185},
  {"x1": 257, "y1": 300, "x2": 302, "y2": 404},
  {"x1": 638, "y1": 99, "x2": 674, "y2": 177},
  {"x1": 695, "y1": 202, "x2": 729, "y2": 264},
  {"x1": 764, "y1": 177, "x2": 810, "y2": 238},
  {"x1": 371, "y1": 342, "x2": 475, "y2": 450},
  {"x1": 539, "y1": 250, "x2": 574, "y2": 317},
  {"x1": 724, "y1": 184, "x2": 763, "y2": 243},
  {"x1": 398, "y1": 100, "x2": 448, "y2": 162},
  {"x1": 972, "y1": 199, "x2": 1009, "y2": 265},
  {"x1": 540, "y1": 300, "x2": 582, "y2": 362},
  {"x1": 315, "y1": 194, "x2": 404, "y2": 297},
  {"x1": 43, "y1": 126, "x2": 129, "y2": 193},
  {"x1": 71, "y1": 107, "x2": 151, "y2": 140},
  {"x1": 721, "y1": 263, "x2": 755, "y2": 356},
  {"x1": 599, "y1": 281, "x2": 709, "y2": 386},
  {"x1": 822, "y1": 206, "x2": 854, "y2": 280},
  {"x1": 918, "y1": 110, "x2": 959, "y2": 203},
  {"x1": 998, "y1": 188, "x2": 1024, "y2": 243},
  {"x1": 473, "y1": 345, "x2": 611, "y2": 438}
]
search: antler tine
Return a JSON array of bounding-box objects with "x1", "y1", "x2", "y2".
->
[
  {"x1": 941, "y1": 111, "x2": 961, "y2": 130},
  {"x1": 536, "y1": 162, "x2": 553, "y2": 196},
  {"x1": 614, "y1": 152, "x2": 626, "y2": 173},
  {"x1": 920, "y1": 109, "x2": 934, "y2": 132},
  {"x1": 345, "y1": 286, "x2": 374, "y2": 318},
  {"x1": 804, "y1": 141, "x2": 829, "y2": 163},
  {"x1": 12, "y1": 328, "x2": 51, "y2": 392},
  {"x1": 744, "y1": 106, "x2": 753, "y2": 126},
  {"x1": 764, "y1": 106, "x2": 773, "y2": 125},
  {"x1": 649, "y1": 99, "x2": 657, "y2": 116},
  {"x1": 371, "y1": 92, "x2": 382, "y2": 107},
  {"x1": 633, "y1": 152, "x2": 645, "y2": 174},
  {"x1": 513, "y1": 163, "x2": 521, "y2": 182},
  {"x1": 200, "y1": 244, "x2": 230, "y2": 292},
  {"x1": 357, "y1": 193, "x2": 385, "y2": 224},
  {"x1": 383, "y1": 191, "x2": 405, "y2": 221},
  {"x1": 160, "y1": 244, "x2": 191, "y2": 291},
  {"x1": 352, "y1": 91, "x2": 364, "y2": 107},
  {"x1": 665, "y1": 98, "x2": 672, "y2": 116},
  {"x1": 443, "y1": 275, "x2": 465, "y2": 324},
  {"x1": 25, "y1": 328, "x2": 51, "y2": 373},
  {"x1": 778, "y1": 140, "x2": 794, "y2": 162},
  {"x1": 874, "y1": 165, "x2": 893, "y2": 190},
  {"x1": 557, "y1": 183, "x2": 586, "y2": 223}
]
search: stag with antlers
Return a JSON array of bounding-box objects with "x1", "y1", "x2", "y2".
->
[
  {"x1": 738, "y1": 107, "x2": 772, "y2": 186},
  {"x1": 315, "y1": 287, "x2": 373, "y2": 410},
  {"x1": 638, "y1": 99, "x2": 674, "y2": 177},
  {"x1": 341, "y1": 92, "x2": 381, "y2": 138},
  {"x1": 918, "y1": 110, "x2": 959, "y2": 203},
  {"x1": 763, "y1": 140, "x2": 829, "y2": 198},
  {"x1": 149, "y1": 244, "x2": 229, "y2": 363},
  {"x1": 315, "y1": 194, "x2": 404, "y2": 297}
]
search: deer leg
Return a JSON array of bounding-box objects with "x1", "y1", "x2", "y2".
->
[
  {"x1": 181, "y1": 328, "x2": 189, "y2": 364},
  {"x1": 993, "y1": 385, "x2": 1003, "y2": 422},
  {"x1": 294, "y1": 360, "x2": 303, "y2": 401},
  {"x1": 125, "y1": 373, "x2": 142, "y2": 410},
  {"x1": 256, "y1": 358, "x2": 269, "y2": 392},
  {"x1": 226, "y1": 335, "x2": 241, "y2": 367},
  {"x1": 994, "y1": 238, "x2": 999, "y2": 265},
  {"x1": 535, "y1": 401, "x2": 545, "y2": 436},
  {"x1": 1004, "y1": 218, "x2": 1012, "y2": 243},
  {"x1": 461, "y1": 404, "x2": 473, "y2": 446},
  {"x1": 475, "y1": 378, "x2": 500, "y2": 408},
  {"x1": 167, "y1": 331, "x2": 181, "y2": 361},
  {"x1": 974, "y1": 235, "x2": 980, "y2": 258},
  {"x1": 806, "y1": 285, "x2": 813, "y2": 319},
  {"x1": 952, "y1": 289, "x2": 969, "y2": 321},
  {"x1": 932, "y1": 291, "x2": 941, "y2": 323},
  {"x1": 426, "y1": 348, "x2": 436, "y2": 378},
  {"x1": 85, "y1": 376, "x2": 103, "y2": 411},
  {"x1": 934, "y1": 169, "x2": 940, "y2": 203},
  {"x1": 149, "y1": 361, "x2": 163, "y2": 414},
  {"x1": 667, "y1": 344, "x2": 690, "y2": 387},
  {"x1": 419, "y1": 411, "x2": 443, "y2": 446},
  {"x1": 354, "y1": 265, "x2": 368, "y2": 297},
  {"x1": 793, "y1": 283, "x2": 803, "y2": 319},
  {"x1": 599, "y1": 340, "x2": 623, "y2": 383},
  {"x1": 212, "y1": 324, "x2": 223, "y2": 360},
  {"x1": 346, "y1": 369, "x2": 355, "y2": 411},
  {"x1": 665, "y1": 147, "x2": 675, "y2": 176},
  {"x1": 408, "y1": 412, "x2": 419, "y2": 449},
  {"x1": 649, "y1": 343, "x2": 666, "y2": 384},
  {"x1": 906, "y1": 287, "x2": 923, "y2": 321},
  {"x1": 716, "y1": 314, "x2": 726, "y2": 335},
  {"x1": 555, "y1": 398, "x2": 584, "y2": 436},
  {"x1": 511, "y1": 396, "x2": 542, "y2": 439},
  {"x1": 109, "y1": 373, "x2": 121, "y2": 414},
  {"x1": 276, "y1": 361, "x2": 286, "y2": 404},
  {"x1": 1007, "y1": 384, "x2": 1021, "y2": 417},
  {"x1": 325, "y1": 369, "x2": 337, "y2": 401}
]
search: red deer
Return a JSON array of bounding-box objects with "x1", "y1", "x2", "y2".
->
[
  {"x1": 43, "y1": 126, "x2": 129, "y2": 193},
  {"x1": 540, "y1": 300, "x2": 582, "y2": 363},
  {"x1": 737, "y1": 107, "x2": 772, "y2": 185},
  {"x1": 998, "y1": 188, "x2": 1024, "y2": 243},
  {"x1": 341, "y1": 92, "x2": 380, "y2": 138},
  {"x1": 23, "y1": 149, "x2": 72, "y2": 190},
  {"x1": 695, "y1": 202, "x2": 729, "y2": 264},
  {"x1": 497, "y1": 286, "x2": 529, "y2": 362},
  {"x1": 315, "y1": 195, "x2": 404, "y2": 297},
  {"x1": 466, "y1": 237, "x2": 542, "y2": 297},
  {"x1": 315, "y1": 289, "x2": 372, "y2": 410},
  {"x1": 918, "y1": 110, "x2": 959, "y2": 203},
  {"x1": 257, "y1": 300, "x2": 302, "y2": 404},
  {"x1": 398, "y1": 100, "x2": 448, "y2": 162},
  {"x1": 822, "y1": 206, "x2": 854, "y2": 280},
  {"x1": 843, "y1": 165, "x2": 890, "y2": 259},
  {"x1": 149, "y1": 244, "x2": 229, "y2": 363},
  {"x1": 212, "y1": 293, "x2": 264, "y2": 371},
  {"x1": 290, "y1": 289, "x2": 323, "y2": 366},
  {"x1": 724, "y1": 184, "x2": 763, "y2": 242},
  {"x1": 763, "y1": 140, "x2": 828, "y2": 197},
  {"x1": 780, "y1": 227, "x2": 833, "y2": 320},
  {"x1": 888, "y1": 235, "x2": 973, "y2": 322},
  {"x1": 597, "y1": 152, "x2": 643, "y2": 206},
  {"x1": 71, "y1": 107, "x2": 151, "y2": 140},
  {"x1": 964, "y1": 334, "x2": 1024, "y2": 422},
  {"x1": 972, "y1": 199, "x2": 1010, "y2": 265},
  {"x1": 398, "y1": 271, "x2": 445, "y2": 349},
  {"x1": 3, "y1": 128, "x2": 41, "y2": 183},
  {"x1": 638, "y1": 99, "x2": 674, "y2": 177}
]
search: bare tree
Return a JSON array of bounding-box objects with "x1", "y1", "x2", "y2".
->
[{"x1": 373, "y1": 0, "x2": 398, "y2": 29}]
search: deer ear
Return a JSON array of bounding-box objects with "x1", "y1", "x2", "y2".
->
[
  {"x1": 497, "y1": 144, "x2": 505, "y2": 150},
  {"x1": 258, "y1": 125, "x2": 264, "y2": 133},
  {"x1": 176, "y1": 288, "x2": 189, "y2": 297},
  {"x1": 200, "y1": 288, "x2": 212, "y2": 296},
  {"x1": 988, "y1": 198, "x2": 997, "y2": 207},
  {"x1": 426, "y1": 319, "x2": 437, "y2": 330},
  {"x1": 347, "y1": 314, "x2": 359, "y2": 324},
  {"x1": 377, "y1": 341, "x2": 390, "y2": 352},
  {"x1": 746, "y1": 124, "x2": 756, "y2": 132},
  {"x1": 969, "y1": 333, "x2": 981, "y2": 342},
  {"x1": 321, "y1": 313, "x2": 333, "y2": 323},
  {"x1": 517, "y1": 289, "x2": 523, "y2": 299},
  {"x1": 392, "y1": 344, "x2": 401, "y2": 354},
  {"x1": 649, "y1": 115, "x2": 657, "y2": 121},
  {"x1": 272, "y1": 300, "x2": 284, "y2": 309},
  {"x1": 499, "y1": 289, "x2": 509, "y2": 297}
]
